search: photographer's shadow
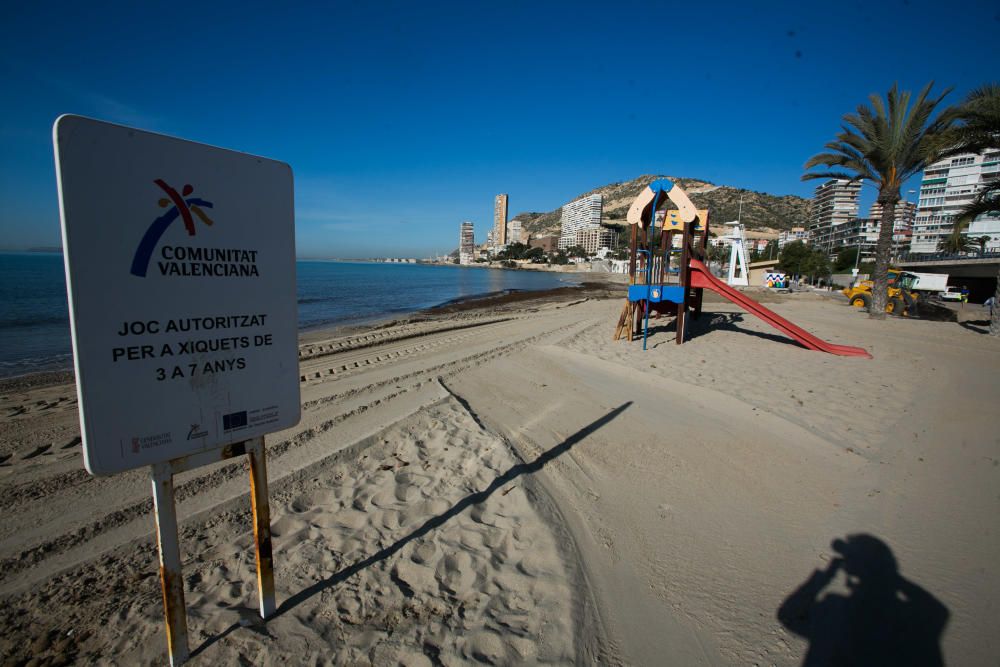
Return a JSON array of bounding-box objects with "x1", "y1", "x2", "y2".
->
[{"x1": 777, "y1": 534, "x2": 949, "y2": 666}]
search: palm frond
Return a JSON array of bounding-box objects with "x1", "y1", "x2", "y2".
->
[
  {"x1": 956, "y1": 181, "x2": 1000, "y2": 222},
  {"x1": 803, "y1": 82, "x2": 953, "y2": 192},
  {"x1": 937, "y1": 83, "x2": 1000, "y2": 158},
  {"x1": 801, "y1": 170, "x2": 858, "y2": 182}
]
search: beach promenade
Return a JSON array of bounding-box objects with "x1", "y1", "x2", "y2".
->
[{"x1": 1, "y1": 285, "x2": 998, "y2": 664}]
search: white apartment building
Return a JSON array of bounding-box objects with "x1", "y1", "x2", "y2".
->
[
  {"x1": 558, "y1": 194, "x2": 603, "y2": 249},
  {"x1": 459, "y1": 221, "x2": 475, "y2": 265},
  {"x1": 869, "y1": 200, "x2": 916, "y2": 230},
  {"x1": 778, "y1": 227, "x2": 808, "y2": 248},
  {"x1": 829, "y1": 200, "x2": 916, "y2": 261},
  {"x1": 829, "y1": 215, "x2": 912, "y2": 263},
  {"x1": 808, "y1": 179, "x2": 861, "y2": 256},
  {"x1": 911, "y1": 150, "x2": 1000, "y2": 253},
  {"x1": 507, "y1": 219, "x2": 522, "y2": 245}
]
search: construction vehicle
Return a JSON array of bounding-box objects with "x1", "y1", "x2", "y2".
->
[
  {"x1": 852, "y1": 269, "x2": 948, "y2": 295},
  {"x1": 843, "y1": 270, "x2": 920, "y2": 316}
]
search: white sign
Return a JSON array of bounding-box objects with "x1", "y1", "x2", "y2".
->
[{"x1": 54, "y1": 116, "x2": 300, "y2": 475}]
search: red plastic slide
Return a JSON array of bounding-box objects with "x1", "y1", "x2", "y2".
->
[{"x1": 688, "y1": 259, "x2": 871, "y2": 358}]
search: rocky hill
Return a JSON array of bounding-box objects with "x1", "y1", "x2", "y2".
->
[{"x1": 512, "y1": 175, "x2": 810, "y2": 237}]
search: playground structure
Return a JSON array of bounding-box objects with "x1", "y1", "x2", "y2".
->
[{"x1": 613, "y1": 178, "x2": 871, "y2": 358}]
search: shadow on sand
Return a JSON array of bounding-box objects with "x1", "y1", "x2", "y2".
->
[
  {"x1": 778, "y1": 533, "x2": 949, "y2": 666},
  {"x1": 644, "y1": 311, "x2": 802, "y2": 349},
  {"x1": 958, "y1": 318, "x2": 992, "y2": 335},
  {"x1": 192, "y1": 401, "x2": 632, "y2": 657}
]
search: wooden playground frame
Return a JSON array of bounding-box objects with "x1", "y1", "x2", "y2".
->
[{"x1": 614, "y1": 198, "x2": 710, "y2": 346}]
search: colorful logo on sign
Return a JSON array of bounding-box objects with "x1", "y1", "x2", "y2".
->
[
  {"x1": 130, "y1": 179, "x2": 214, "y2": 277},
  {"x1": 764, "y1": 272, "x2": 787, "y2": 288}
]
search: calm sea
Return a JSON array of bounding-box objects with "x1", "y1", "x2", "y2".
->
[{"x1": 0, "y1": 253, "x2": 578, "y2": 379}]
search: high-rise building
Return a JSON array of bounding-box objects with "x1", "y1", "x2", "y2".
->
[
  {"x1": 868, "y1": 200, "x2": 916, "y2": 230},
  {"x1": 558, "y1": 194, "x2": 603, "y2": 249},
  {"x1": 807, "y1": 179, "x2": 861, "y2": 255},
  {"x1": 459, "y1": 221, "x2": 475, "y2": 265},
  {"x1": 494, "y1": 194, "x2": 509, "y2": 247},
  {"x1": 829, "y1": 215, "x2": 912, "y2": 264},
  {"x1": 832, "y1": 200, "x2": 916, "y2": 262},
  {"x1": 910, "y1": 150, "x2": 1000, "y2": 253},
  {"x1": 507, "y1": 219, "x2": 522, "y2": 245}
]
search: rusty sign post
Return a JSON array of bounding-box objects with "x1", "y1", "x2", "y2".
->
[
  {"x1": 151, "y1": 438, "x2": 275, "y2": 665},
  {"x1": 151, "y1": 461, "x2": 189, "y2": 665},
  {"x1": 54, "y1": 117, "x2": 299, "y2": 665},
  {"x1": 247, "y1": 439, "x2": 276, "y2": 618}
]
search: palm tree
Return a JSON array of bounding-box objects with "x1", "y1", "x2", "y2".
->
[
  {"x1": 973, "y1": 235, "x2": 993, "y2": 255},
  {"x1": 946, "y1": 84, "x2": 1000, "y2": 334},
  {"x1": 803, "y1": 83, "x2": 953, "y2": 319},
  {"x1": 937, "y1": 222, "x2": 976, "y2": 254}
]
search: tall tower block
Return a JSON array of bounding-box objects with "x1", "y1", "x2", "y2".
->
[
  {"x1": 494, "y1": 194, "x2": 509, "y2": 246},
  {"x1": 459, "y1": 221, "x2": 475, "y2": 265}
]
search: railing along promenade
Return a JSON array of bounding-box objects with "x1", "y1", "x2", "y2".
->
[{"x1": 897, "y1": 250, "x2": 1000, "y2": 264}]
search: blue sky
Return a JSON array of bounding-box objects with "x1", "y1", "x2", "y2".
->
[{"x1": 1, "y1": 1, "x2": 998, "y2": 258}]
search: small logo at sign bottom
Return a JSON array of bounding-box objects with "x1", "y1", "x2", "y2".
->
[
  {"x1": 223, "y1": 411, "x2": 248, "y2": 431},
  {"x1": 187, "y1": 423, "x2": 209, "y2": 440},
  {"x1": 126, "y1": 432, "x2": 173, "y2": 454}
]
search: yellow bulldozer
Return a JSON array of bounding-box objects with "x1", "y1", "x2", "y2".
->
[{"x1": 842, "y1": 269, "x2": 919, "y2": 316}]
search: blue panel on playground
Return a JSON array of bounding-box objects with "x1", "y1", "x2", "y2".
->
[{"x1": 628, "y1": 284, "x2": 685, "y2": 303}]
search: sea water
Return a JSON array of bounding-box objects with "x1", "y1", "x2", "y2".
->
[{"x1": 0, "y1": 253, "x2": 579, "y2": 379}]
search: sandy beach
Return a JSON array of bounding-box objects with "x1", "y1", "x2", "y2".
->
[{"x1": 1, "y1": 281, "x2": 998, "y2": 665}]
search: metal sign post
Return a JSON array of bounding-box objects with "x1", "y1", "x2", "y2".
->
[{"x1": 150, "y1": 437, "x2": 275, "y2": 665}]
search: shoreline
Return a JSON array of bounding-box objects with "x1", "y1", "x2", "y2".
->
[
  {"x1": 1, "y1": 279, "x2": 624, "y2": 392},
  {"x1": 0, "y1": 271, "x2": 616, "y2": 386}
]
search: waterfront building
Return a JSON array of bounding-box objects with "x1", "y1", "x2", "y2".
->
[
  {"x1": 507, "y1": 219, "x2": 522, "y2": 245},
  {"x1": 807, "y1": 179, "x2": 861, "y2": 256},
  {"x1": 459, "y1": 221, "x2": 475, "y2": 265},
  {"x1": 575, "y1": 226, "x2": 617, "y2": 255},
  {"x1": 494, "y1": 194, "x2": 509, "y2": 247},
  {"x1": 910, "y1": 150, "x2": 1000, "y2": 253},
  {"x1": 558, "y1": 194, "x2": 603, "y2": 250}
]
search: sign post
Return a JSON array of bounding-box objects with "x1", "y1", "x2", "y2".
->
[
  {"x1": 247, "y1": 438, "x2": 276, "y2": 618},
  {"x1": 151, "y1": 459, "x2": 189, "y2": 665},
  {"x1": 54, "y1": 116, "x2": 299, "y2": 665}
]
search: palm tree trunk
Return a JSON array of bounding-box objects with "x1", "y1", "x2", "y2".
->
[{"x1": 870, "y1": 189, "x2": 899, "y2": 320}]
